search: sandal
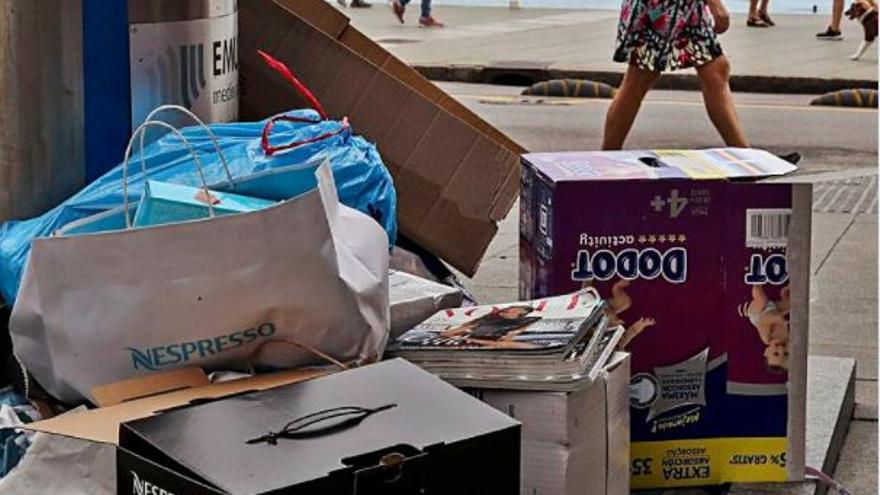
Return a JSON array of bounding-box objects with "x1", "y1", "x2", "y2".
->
[
  {"x1": 758, "y1": 10, "x2": 775, "y2": 26},
  {"x1": 746, "y1": 16, "x2": 770, "y2": 27},
  {"x1": 777, "y1": 152, "x2": 801, "y2": 165}
]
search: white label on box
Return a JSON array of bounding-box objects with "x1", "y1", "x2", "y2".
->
[{"x1": 745, "y1": 208, "x2": 792, "y2": 248}]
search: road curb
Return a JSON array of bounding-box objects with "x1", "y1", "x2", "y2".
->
[{"x1": 414, "y1": 64, "x2": 879, "y2": 95}]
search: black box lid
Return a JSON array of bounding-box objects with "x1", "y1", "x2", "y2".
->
[{"x1": 120, "y1": 359, "x2": 520, "y2": 494}]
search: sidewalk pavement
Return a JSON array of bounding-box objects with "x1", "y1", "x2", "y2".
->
[{"x1": 346, "y1": 5, "x2": 878, "y2": 92}]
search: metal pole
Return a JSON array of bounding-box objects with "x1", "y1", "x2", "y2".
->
[{"x1": 0, "y1": 0, "x2": 86, "y2": 221}]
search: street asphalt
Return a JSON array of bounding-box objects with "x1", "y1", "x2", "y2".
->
[
  {"x1": 436, "y1": 81, "x2": 878, "y2": 494},
  {"x1": 441, "y1": 83, "x2": 878, "y2": 169}
]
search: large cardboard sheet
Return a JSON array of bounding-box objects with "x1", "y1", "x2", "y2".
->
[{"x1": 239, "y1": 0, "x2": 523, "y2": 276}]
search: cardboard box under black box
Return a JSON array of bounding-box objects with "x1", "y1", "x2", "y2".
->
[{"x1": 116, "y1": 359, "x2": 521, "y2": 495}]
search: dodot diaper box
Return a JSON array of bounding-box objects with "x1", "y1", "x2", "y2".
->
[{"x1": 519, "y1": 148, "x2": 811, "y2": 489}]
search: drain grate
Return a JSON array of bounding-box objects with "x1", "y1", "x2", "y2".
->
[{"x1": 812, "y1": 174, "x2": 878, "y2": 214}]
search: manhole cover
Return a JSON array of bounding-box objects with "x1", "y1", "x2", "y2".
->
[{"x1": 812, "y1": 174, "x2": 877, "y2": 214}]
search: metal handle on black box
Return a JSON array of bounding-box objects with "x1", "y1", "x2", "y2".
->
[{"x1": 246, "y1": 404, "x2": 397, "y2": 445}]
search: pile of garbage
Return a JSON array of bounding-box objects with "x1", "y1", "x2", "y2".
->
[{"x1": 0, "y1": 1, "x2": 815, "y2": 494}]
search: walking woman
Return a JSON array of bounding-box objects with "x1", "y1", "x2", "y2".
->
[{"x1": 603, "y1": 0, "x2": 749, "y2": 150}]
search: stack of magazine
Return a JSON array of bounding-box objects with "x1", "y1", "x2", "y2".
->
[{"x1": 387, "y1": 289, "x2": 625, "y2": 391}]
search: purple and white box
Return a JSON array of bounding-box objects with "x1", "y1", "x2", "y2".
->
[{"x1": 519, "y1": 148, "x2": 812, "y2": 489}]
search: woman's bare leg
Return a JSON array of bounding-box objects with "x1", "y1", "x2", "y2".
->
[
  {"x1": 831, "y1": 0, "x2": 844, "y2": 31},
  {"x1": 696, "y1": 56, "x2": 749, "y2": 147},
  {"x1": 602, "y1": 64, "x2": 661, "y2": 150},
  {"x1": 748, "y1": 0, "x2": 759, "y2": 18},
  {"x1": 758, "y1": 0, "x2": 775, "y2": 24}
]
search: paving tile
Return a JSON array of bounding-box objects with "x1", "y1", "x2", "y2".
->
[{"x1": 832, "y1": 421, "x2": 878, "y2": 495}]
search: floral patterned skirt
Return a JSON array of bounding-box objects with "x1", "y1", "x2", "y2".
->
[{"x1": 613, "y1": 0, "x2": 724, "y2": 73}]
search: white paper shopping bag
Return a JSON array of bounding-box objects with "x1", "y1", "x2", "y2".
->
[{"x1": 11, "y1": 119, "x2": 389, "y2": 403}]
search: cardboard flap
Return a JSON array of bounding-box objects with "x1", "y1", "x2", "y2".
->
[
  {"x1": 602, "y1": 351, "x2": 631, "y2": 374},
  {"x1": 523, "y1": 148, "x2": 798, "y2": 182},
  {"x1": 239, "y1": 0, "x2": 523, "y2": 276},
  {"x1": 785, "y1": 183, "x2": 813, "y2": 480},
  {"x1": 271, "y1": 0, "x2": 524, "y2": 155},
  {"x1": 603, "y1": 352, "x2": 631, "y2": 495},
  {"x1": 271, "y1": 0, "x2": 351, "y2": 38},
  {"x1": 91, "y1": 367, "x2": 209, "y2": 407},
  {"x1": 27, "y1": 368, "x2": 328, "y2": 445}
]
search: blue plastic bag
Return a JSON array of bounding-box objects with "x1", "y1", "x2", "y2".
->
[{"x1": 0, "y1": 109, "x2": 396, "y2": 304}]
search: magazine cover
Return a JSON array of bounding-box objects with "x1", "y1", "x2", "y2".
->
[
  {"x1": 520, "y1": 149, "x2": 811, "y2": 488},
  {"x1": 389, "y1": 289, "x2": 613, "y2": 390},
  {"x1": 393, "y1": 289, "x2": 604, "y2": 353}
]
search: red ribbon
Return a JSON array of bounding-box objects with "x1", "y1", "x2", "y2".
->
[{"x1": 256, "y1": 50, "x2": 328, "y2": 120}]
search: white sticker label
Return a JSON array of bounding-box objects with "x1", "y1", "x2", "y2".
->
[{"x1": 746, "y1": 209, "x2": 791, "y2": 248}]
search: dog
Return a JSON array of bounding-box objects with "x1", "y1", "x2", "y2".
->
[{"x1": 846, "y1": 0, "x2": 878, "y2": 60}]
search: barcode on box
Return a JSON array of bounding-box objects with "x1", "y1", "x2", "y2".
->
[{"x1": 746, "y1": 209, "x2": 791, "y2": 248}]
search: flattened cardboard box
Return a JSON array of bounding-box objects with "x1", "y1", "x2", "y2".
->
[
  {"x1": 22, "y1": 367, "x2": 327, "y2": 493},
  {"x1": 239, "y1": 0, "x2": 522, "y2": 155},
  {"x1": 239, "y1": 0, "x2": 523, "y2": 276},
  {"x1": 27, "y1": 367, "x2": 327, "y2": 444},
  {"x1": 471, "y1": 353, "x2": 631, "y2": 495}
]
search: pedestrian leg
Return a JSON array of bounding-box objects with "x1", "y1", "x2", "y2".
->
[
  {"x1": 418, "y1": 0, "x2": 444, "y2": 26},
  {"x1": 831, "y1": 0, "x2": 844, "y2": 31},
  {"x1": 601, "y1": 64, "x2": 660, "y2": 150},
  {"x1": 817, "y1": 0, "x2": 844, "y2": 38},
  {"x1": 392, "y1": 0, "x2": 409, "y2": 23},
  {"x1": 759, "y1": 0, "x2": 775, "y2": 25},
  {"x1": 696, "y1": 55, "x2": 749, "y2": 147},
  {"x1": 747, "y1": 0, "x2": 770, "y2": 26}
]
